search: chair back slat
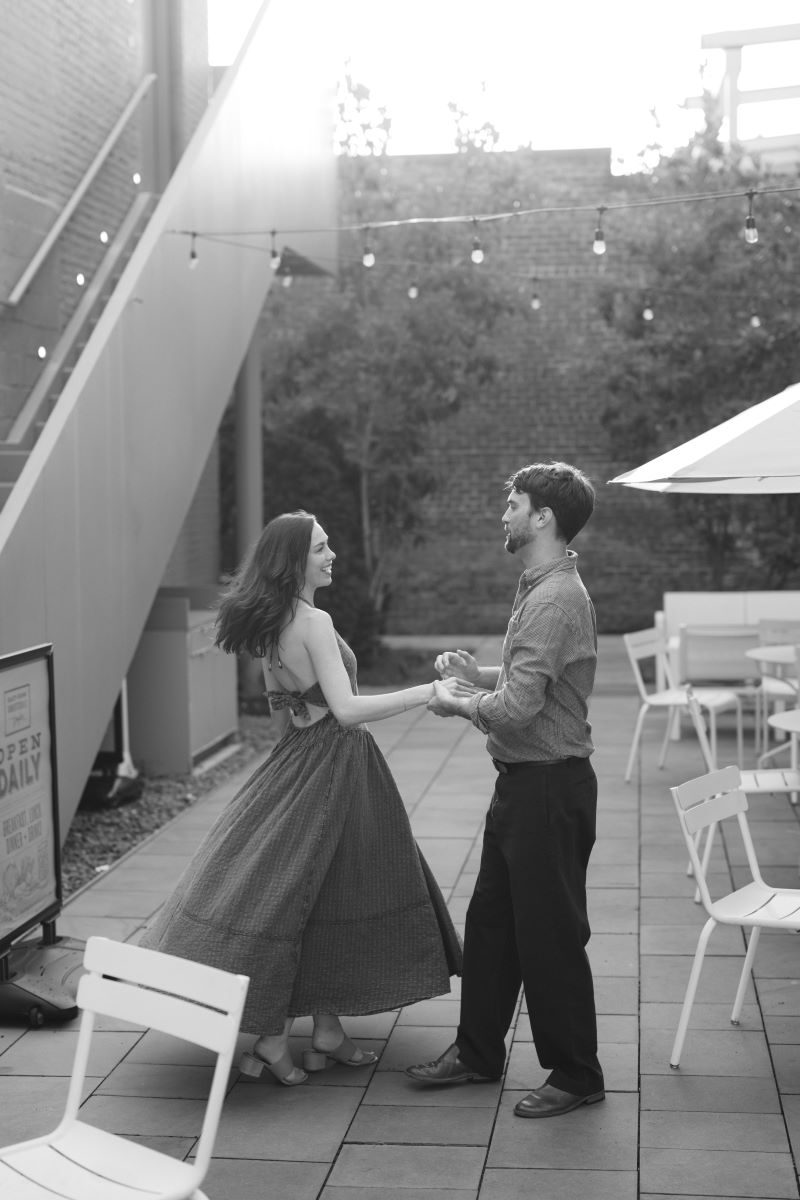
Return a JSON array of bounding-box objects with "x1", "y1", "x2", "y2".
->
[
  {"x1": 77, "y1": 973, "x2": 239, "y2": 1052},
  {"x1": 759, "y1": 618, "x2": 800, "y2": 645},
  {"x1": 682, "y1": 787, "x2": 747, "y2": 836},
  {"x1": 82, "y1": 936, "x2": 246, "y2": 1011},
  {"x1": 672, "y1": 764, "x2": 742, "y2": 810}
]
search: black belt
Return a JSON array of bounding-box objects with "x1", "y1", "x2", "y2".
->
[{"x1": 492, "y1": 757, "x2": 570, "y2": 773}]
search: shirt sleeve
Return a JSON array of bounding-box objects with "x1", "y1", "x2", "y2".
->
[{"x1": 468, "y1": 599, "x2": 572, "y2": 737}]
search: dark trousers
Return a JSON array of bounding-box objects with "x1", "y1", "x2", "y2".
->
[{"x1": 455, "y1": 757, "x2": 603, "y2": 1096}]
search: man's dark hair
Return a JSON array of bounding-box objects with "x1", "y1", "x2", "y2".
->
[{"x1": 505, "y1": 461, "x2": 595, "y2": 543}]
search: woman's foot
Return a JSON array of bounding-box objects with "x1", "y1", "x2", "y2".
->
[
  {"x1": 239, "y1": 1037, "x2": 308, "y2": 1086},
  {"x1": 304, "y1": 1030, "x2": 378, "y2": 1070}
]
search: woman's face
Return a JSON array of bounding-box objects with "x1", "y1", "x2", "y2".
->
[{"x1": 304, "y1": 522, "x2": 336, "y2": 591}]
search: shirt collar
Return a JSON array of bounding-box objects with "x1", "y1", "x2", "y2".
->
[{"x1": 518, "y1": 549, "x2": 577, "y2": 591}]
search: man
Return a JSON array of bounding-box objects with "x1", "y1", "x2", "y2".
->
[{"x1": 406, "y1": 461, "x2": 604, "y2": 1118}]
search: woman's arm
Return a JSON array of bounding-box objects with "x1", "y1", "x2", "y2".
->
[{"x1": 305, "y1": 610, "x2": 436, "y2": 726}]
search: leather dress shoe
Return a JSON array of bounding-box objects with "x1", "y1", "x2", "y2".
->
[
  {"x1": 514, "y1": 1082, "x2": 605, "y2": 1118},
  {"x1": 406, "y1": 1043, "x2": 497, "y2": 1085}
]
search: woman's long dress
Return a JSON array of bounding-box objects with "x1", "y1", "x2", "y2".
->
[{"x1": 139, "y1": 633, "x2": 462, "y2": 1034}]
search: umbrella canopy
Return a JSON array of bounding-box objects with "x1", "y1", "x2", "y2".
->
[{"x1": 608, "y1": 382, "x2": 800, "y2": 494}]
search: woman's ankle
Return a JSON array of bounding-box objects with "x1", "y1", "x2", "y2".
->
[{"x1": 312, "y1": 1015, "x2": 344, "y2": 1049}]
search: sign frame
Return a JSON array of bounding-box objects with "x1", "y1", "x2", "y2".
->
[{"x1": 0, "y1": 643, "x2": 62, "y2": 957}]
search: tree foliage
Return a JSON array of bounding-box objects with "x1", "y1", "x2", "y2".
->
[
  {"x1": 598, "y1": 114, "x2": 800, "y2": 588},
  {"x1": 253, "y1": 79, "x2": 525, "y2": 654}
]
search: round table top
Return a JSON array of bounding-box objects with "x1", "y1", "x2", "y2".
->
[
  {"x1": 768, "y1": 708, "x2": 800, "y2": 734},
  {"x1": 744, "y1": 643, "x2": 798, "y2": 666}
]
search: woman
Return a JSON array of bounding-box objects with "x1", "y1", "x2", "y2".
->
[{"x1": 140, "y1": 511, "x2": 462, "y2": 1086}]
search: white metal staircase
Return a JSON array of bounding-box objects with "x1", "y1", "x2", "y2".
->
[{"x1": 0, "y1": 0, "x2": 337, "y2": 836}]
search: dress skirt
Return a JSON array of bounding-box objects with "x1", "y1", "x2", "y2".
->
[{"x1": 140, "y1": 714, "x2": 462, "y2": 1034}]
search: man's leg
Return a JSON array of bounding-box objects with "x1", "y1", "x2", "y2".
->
[
  {"x1": 455, "y1": 795, "x2": 523, "y2": 1078},
  {"x1": 502, "y1": 759, "x2": 603, "y2": 1096}
]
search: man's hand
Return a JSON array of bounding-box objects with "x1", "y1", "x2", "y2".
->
[
  {"x1": 427, "y1": 677, "x2": 476, "y2": 718},
  {"x1": 435, "y1": 648, "x2": 481, "y2": 684}
]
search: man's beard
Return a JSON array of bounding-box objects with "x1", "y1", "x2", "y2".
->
[{"x1": 505, "y1": 529, "x2": 534, "y2": 555}]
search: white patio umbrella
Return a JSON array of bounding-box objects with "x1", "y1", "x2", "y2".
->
[{"x1": 609, "y1": 382, "x2": 800, "y2": 494}]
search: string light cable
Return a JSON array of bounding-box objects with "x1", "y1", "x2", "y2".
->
[{"x1": 168, "y1": 181, "x2": 800, "y2": 247}]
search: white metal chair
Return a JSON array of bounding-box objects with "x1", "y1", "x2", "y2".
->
[
  {"x1": 677, "y1": 623, "x2": 762, "y2": 752},
  {"x1": 0, "y1": 936, "x2": 249, "y2": 1200},
  {"x1": 686, "y1": 685, "x2": 800, "y2": 804},
  {"x1": 684, "y1": 686, "x2": 800, "y2": 902},
  {"x1": 622, "y1": 628, "x2": 743, "y2": 783},
  {"x1": 669, "y1": 764, "x2": 800, "y2": 1069},
  {"x1": 753, "y1": 622, "x2": 800, "y2": 766}
]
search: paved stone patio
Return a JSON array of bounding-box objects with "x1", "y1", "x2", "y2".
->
[{"x1": 2, "y1": 634, "x2": 800, "y2": 1199}]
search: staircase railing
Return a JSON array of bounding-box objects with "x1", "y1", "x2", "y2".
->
[{"x1": 6, "y1": 74, "x2": 157, "y2": 308}]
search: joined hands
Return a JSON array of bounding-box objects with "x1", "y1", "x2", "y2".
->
[{"x1": 428, "y1": 650, "x2": 482, "y2": 717}]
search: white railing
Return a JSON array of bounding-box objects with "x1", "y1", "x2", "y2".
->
[{"x1": 6, "y1": 74, "x2": 157, "y2": 307}]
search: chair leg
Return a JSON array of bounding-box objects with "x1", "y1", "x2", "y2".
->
[
  {"x1": 657, "y1": 707, "x2": 675, "y2": 769},
  {"x1": 708, "y1": 709, "x2": 718, "y2": 770},
  {"x1": 670, "y1": 917, "x2": 716, "y2": 1068},
  {"x1": 731, "y1": 927, "x2": 761, "y2": 1024},
  {"x1": 625, "y1": 706, "x2": 648, "y2": 783},
  {"x1": 693, "y1": 822, "x2": 717, "y2": 904},
  {"x1": 734, "y1": 698, "x2": 743, "y2": 769}
]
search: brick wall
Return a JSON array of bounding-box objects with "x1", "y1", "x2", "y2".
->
[{"x1": 0, "y1": 0, "x2": 144, "y2": 434}]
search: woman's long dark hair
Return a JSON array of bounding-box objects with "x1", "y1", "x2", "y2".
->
[{"x1": 215, "y1": 511, "x2": 316, "y2": 657}]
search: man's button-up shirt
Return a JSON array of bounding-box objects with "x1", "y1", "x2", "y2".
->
[{"x1": 467, "y1": 551, "x2": 596, "y2": 763}]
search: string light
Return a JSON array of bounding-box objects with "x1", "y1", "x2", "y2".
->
[
  {"x1": 593, "y1": 207, "x2": 606, "y2": 256},
  {"x1": 132, "y1": 172, "x2": 141, "y2": 186},
  {"x1": 470, "y1": 219, "x2": 484, "y2": 264},
  {"x1": 744, "y1": 190, "x2": 759, "y2": 244},
  {"x1": 281, "y1": 272, "x2": 293, "y2": 288},
  {"x1": 362, "y1": 229, "x2": 376, "y2": 268},
  {"x1": 749, "y1": 312, "x2": 762, "y2": 328},
  {"x1": 530, "y1": 292, "x2": 542, "y2": 311},
  {"x1": 189, "y1": 234, "x2": 198, "y2": 269},
  {"x1": 76, "y1": 273, "x2": 85, "y2": 287},
  {"x1": 99, "y1": 230, "x2": 109, "y2": 244},
  {"x1": 407, "y1": 281, "x2": 419, "y2": 300},
  {"x1": 37, "y1": 346, "x2": 47, "y2": 359},
  {"x1": 270, "y1": 230, "x2": 280, "y2": 271},
  {"x1": 642, "y1": 300, "x2": 654, "y2": 321}
]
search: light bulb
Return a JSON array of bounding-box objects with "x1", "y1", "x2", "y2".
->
[
  {"x1": 99, "y1": 230, "x2": 108, "y2": 244},
  {"x1": 132, "y1": 172, "x2": 141, "y2": 186},
  {"x1": 744, "y1": 215, "x2": 758, "y2": 244},
  {"x1": 37, "y1": 345, "x2": 47, "y2": 359},
  {"x1": 407, "y1": 283, "x2": 419, "y2": 300},
  {"x1": 530, "y1": 294, "x2": 541, "y2": 311},
  {"x1": 270, "y1": 251, "x2": 281, "y2": 271},
  {"x1": 471, "y1": 237, "x2": 484, "y2": 265},
  {"x1": 76, "y1": 273, "x2": 85, "y2": 286},
  {"x1": 362, "y1": 247, "x2": 376, "y2": 268},
  {"x1": 749, "y1": 312, "x2": 761, "y2": 328},
  {"x1": 282, "y1": 274, "x2": 293, "y2": 288},
  {"x1": 593, "y1": 227, "x2": 606, "y2": 255},
  {"x1": 642, "y1": 305, "x2": 654, "y2": 321}
]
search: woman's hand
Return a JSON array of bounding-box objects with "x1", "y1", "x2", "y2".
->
[
  {"x1": 427, "y1": 676, "x2": 476, "y2": 717},
  {"x1": 434, "y1": 648, "x2": 481, "y2": 683}
]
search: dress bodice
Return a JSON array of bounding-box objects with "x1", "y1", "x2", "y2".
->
[{"x1": 266, "y1": 632, "x2": 357, "y2": 722}]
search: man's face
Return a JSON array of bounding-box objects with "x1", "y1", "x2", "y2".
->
[{"x1": 502, "y1": 490, "x2": 536, "y2": 555}]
